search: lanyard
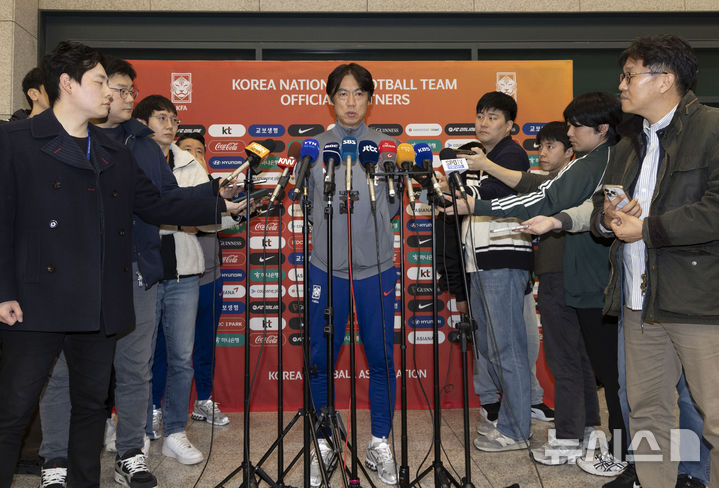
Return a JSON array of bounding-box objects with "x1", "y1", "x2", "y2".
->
[{"x1": 86, "y1": 133, "x2": 91, "y2": 161}]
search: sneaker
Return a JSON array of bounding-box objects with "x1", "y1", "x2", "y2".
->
[
  {"x1": 365, "y1": 437, "x2": 398, "y2": 485},
  {"x1": 105, "y1": 413, "x2": 118, "y2": 452},
  {"x1": 162, "y1": 432, "x2": 204, "y2": 465},
  {"x1": 531, "y1": 403, "x2": 555, "y2": 422},
  {"x1": 578, "y1": 451, "x2": 628, "y2": 477},
  {"x1": 192, "y1": 399, "x2": 230, "y2": 426},
  {"x1": 676, "y1": 474, "x2": 705, "y2": 488},
  {"x1": 310, "y1": 438, "x2": 334, "y2": 487},
  {"x1": 114, "y1": 449, "x2": 158, "y2": 488},
  {"x1": 602, "y1": 463, "x2": 640, "y2": 488},
  {"x1": 530, "y1": 429, "x2": 583, "y2": 465},
  {"x1": 148, "y1": 407, "x2": 161, "y2": 440},
  {"x1": 39, "y1": 458, "x2": 67, "y2": 488},
  {"x1": 476, "y1": 405, "x2": 499, "y2": 436},
  {"x1": 473, "y1": 427, "x2": 529, "y2": 452},
  {"x1": 142, "y1": 435, "x2": 150, "y2": 457},
  {"x1": 583, "y1": 426, "x2": 611, "y2": 451}
]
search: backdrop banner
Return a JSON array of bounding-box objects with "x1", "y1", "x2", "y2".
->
[{"x1": 132, "y1": 60, "x2": 573, "y2": 411}]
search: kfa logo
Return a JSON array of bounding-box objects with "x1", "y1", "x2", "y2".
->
[
  {"x1": 311, "y1": 284, "x2": 322, "y2": 301},
  {"x1": 496, "y1": 72, "x2": 517, "y2": 99},
  {"x1": 171, "y1": 73, "x2": 192, "y2": 104}
]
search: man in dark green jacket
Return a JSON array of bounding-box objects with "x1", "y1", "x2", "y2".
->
[{"x1": 591, "y1": 34, "x2": 719, "y2": 488}]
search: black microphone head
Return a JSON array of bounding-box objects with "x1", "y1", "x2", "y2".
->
[
  {"x1": 458, "y1": 140, "x2": 484, "y2": 152},
  {"x1": 323, "y1": 142, "x2": 341, "y2": 167},
  {"x1": 358, "y1": 140, "x2": 380, "y2": 170},
  {"x1": 439, "y1": 148, "x2": 457, "y2": 160}
]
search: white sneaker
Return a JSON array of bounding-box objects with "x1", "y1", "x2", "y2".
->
[
  {"x1": 365, "y1": 437, "x2": 398, "y2": 485},
  {"x1": 577, "y1": 451, "x2": 628, "y2": 477},
  {"x1": 148, "y1": 407, "x2": 161, "y2": 440},
  {"x1": 104, "y1": 414, "x2": 117, "y2": 452},
  {"x1": 530, "y1": 429, "x2": 583, "y2": 465},
  {"x1": 473, "y1": 427, "x2": 529, "y2": 452},
  {"x1": 476, "y1": 407, "x2": 498, "y2": 436},
  {"x1": 309, "y1": 439, "x2": 334, "y2": 487},
  {"x1": 162, "y1": 432, "x2": 203, "y2": 465},
  {"x1": 192, "y1": 399, "x2": 230, "y2": 426},
  {"x1": 142, "y1": 435, "x2": 150, "y2": 457},
  {"x1": 39, "y1": 459, "x2": 67, "y2": 488}
]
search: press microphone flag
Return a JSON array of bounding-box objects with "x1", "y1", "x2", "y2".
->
[
  {"x1": 413, "y1": 143, "x2": 443, "y2": 200},
  {"x1": 323, "y1": 142, "x2": 341, "y2": 196},
  {"x1": 396, "y1": 143, "x2": 416, "y2": 208}
]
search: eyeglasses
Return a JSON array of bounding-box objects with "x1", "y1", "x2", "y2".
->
[
  {"x1": 619, "y1": 71, "x2": 668, "y2": 85},
  {"x1": 151, "y1": 114, "x2": 181, "y2": 126},
  {"x1": 109, "y1": 86, "x2": 139, "y2": 100}
]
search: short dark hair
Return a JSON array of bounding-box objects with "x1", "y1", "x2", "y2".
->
[
  {"x1": 101, "y1": 55, "x2": 137, "y2": 81},
  {"x1": 132, "y1": 95, "x2": 177, "y2": 122},
  {"x1": 176, "y1": 132, "x2": 205, "y2": 148},
  {"x1": 476, "y1": 91, "x2": 517, "y2": 122},
  {"x1": 619, "y1": 34, "x2": 698, "y2": 95},
  {"x1": 22, "y1": 67, "x2": 45, "y2": 107},
  {"x1": 563, "y1": 92, "x2": 622, "y2": 145},
  {"x1": 326, "y1": 63, "x2": 374, "y2": 99},
  {"x1": 536, "y1": 121, "x2": 571, "y2": 150},
  {"x1": 42, "y1": 41, "x2": 103, "y2": 106}
]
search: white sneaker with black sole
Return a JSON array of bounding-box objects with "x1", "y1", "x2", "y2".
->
[
  {"x1": 192, "y1": 399, "x2": 230, "y2": 426},
  {"x1": 162, "y1": 432, "x2": 204, "y2": 465},
  {"x1": 473, "y1": 426, "x2": 529, "y2": 452},
  {"x1": 530, "y1": 403, "x2": 555, "y2": 422},
  {"x1": 39, "y1": 459, "x2": 67, "y2": 488},
  {"x1": 476, "y1": 406, "x2": 498, "y2": 436},
  {"x1": 114, "y1": 449, "x2": 158, "y2": 488},
  {"x1": 530, "y1": 429, "x2": 583, "y2": 465}
]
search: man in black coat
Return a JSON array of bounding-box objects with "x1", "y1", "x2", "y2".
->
[{"x1": 0, "y1": 41, "x2": 240, "y2": 488}]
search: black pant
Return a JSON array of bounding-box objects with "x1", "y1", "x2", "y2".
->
[
  {"x1": 538, "y1": 272, "x2": 601, "y2": 439},
  {"x1": 0, "y1": 329, "x2": 116, "y2": 488}
]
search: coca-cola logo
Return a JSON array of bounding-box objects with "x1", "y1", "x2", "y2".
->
[
  {"x1": 252, "y1": 221, "x2": 280, "y2": 233},
  {"x1": 210, "y1": 140, "x2": 244, "y2": 152},
  {"x1": 249, "y1": 332, "x2": 286, "y2": 347},
  {"x1": 221, "y1": 250, "x2": 245, "y2": 267}
]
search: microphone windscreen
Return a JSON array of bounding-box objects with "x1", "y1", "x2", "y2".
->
[
  {"x1": 413, "y1": 143, "x2": 434, "y2": 169},
  {"x1": 323, "y1": 142, "x2": 341, "y2": 167},
  {"x1": 340, "y1": 137, "x2": 358, "y2": 161},
  {"x1": 396, "y1": 143, "x2": 415, "y2": 167},
  {"x1": 300, "y1": 138, "x2": 320, "y2": 163},
  {"x1": 358, "y1": 140, "x2": 380, "y2": 169},
  {"x1": 439, "y1": 148, "x2": 457, "y2": 160}
]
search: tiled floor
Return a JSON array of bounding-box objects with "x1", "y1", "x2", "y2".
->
[{"x1": 12, "y1": 404, "x2": 615, "y2": 487}]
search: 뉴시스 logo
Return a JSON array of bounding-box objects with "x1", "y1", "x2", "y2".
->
[
  {"x1": 208, "y1": 124, "x2": 247, "y2": 138},
  {"x1": 496, "y1": 72, "x2": 517, "y2": 99},
  {"x1": 287, "y1": 124, "x2": 325, "y2": 137},
  {"x1": 171, "y1": 72, "x2": 192, "y2": 104}
]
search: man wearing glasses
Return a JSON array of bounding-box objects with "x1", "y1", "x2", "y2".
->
[
  {"x1": 35, "y1": 57, "x2": 239, "y2": 488},
  {"x1": 591, "y1": 34, "x2": 719, "y2": 488}
]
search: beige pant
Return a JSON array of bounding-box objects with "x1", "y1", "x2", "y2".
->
[{"x1": 624, "y1": 308, "x2": 719, "y2": 488}]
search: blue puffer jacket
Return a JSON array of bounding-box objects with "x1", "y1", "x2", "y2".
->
[{"x1": 121, "y1": 118, "x2": 217, "y2": 288}]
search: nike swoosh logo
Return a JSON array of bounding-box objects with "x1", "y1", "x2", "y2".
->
[
  {"x1": 417, "y1": 303, "x2": 432, "y2": 310},
  {"x1": 298, "y1": 127, "x2": 313, "y2": 134},
  {"x1": 384, "y1": 290, "x2": 393, "y2": 296},
  {"x1": 258, "y1": 256, "x2": 275, "y2": 263},
  {"x1": 418, "y1": 238, "x2": 432, "y2": 245}
]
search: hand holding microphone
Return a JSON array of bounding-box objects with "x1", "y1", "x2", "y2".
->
[
  {"x1": 439, "y1": 147, "x2": 469, "y2": 200},
  {"x1": 220, "y1": 139, "x2": 274, "y2": 188},
  {"x1": 413, "y1": 143, "x2": 443, "y2": 201}
]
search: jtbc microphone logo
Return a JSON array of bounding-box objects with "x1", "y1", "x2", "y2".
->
[
  {"x1": 210, "y1": 141, "x2": 244, "y2": 152},
  {"x1": 362, "y1": 145, "x2": 379, "y2": 153}
]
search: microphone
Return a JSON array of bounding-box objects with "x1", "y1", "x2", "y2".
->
[
  {"x1": 358, "y1": 140, "x2": 380, "y2": 213},
  {"x1": 439, "y1": 147, "x2": 468, "y2": 200},
  {"x1": 341, "y1": 137, "x2": 358, "y2": 194},
  {"x1": 323, "y1": 142, "x2": 341, "y2": 197},
  {"x1": 220, "y1": 139, "x2": 274, "y2": 188},
  {"x1": 292, "y1": 138, "x2": 320, "y2": 199},
  {"x1": 396, "y1": 143, "x2": 416, "y2": 208},
  {"x1": 379, "y1": 140, "x2": 397, "y2": 198},
  {"x1": 268, "y1": 141, "x2": 301, "y2": 207},
  {"x1": 413, "y1": 143, "x2": 443, "y2": 201}
]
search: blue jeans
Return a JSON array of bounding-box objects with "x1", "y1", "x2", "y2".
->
[
  {"x1": 193, "y1": 277, "x2": 223, "y2": 400},
  {"x1": 148, "y1": 276, "x2": 200, "y2": 437},
  {"x1": 474, "y1": 291, "x2": 544, "y2": 405},
  {"x1": 308, "y1": 264, "x2": 397, "y2": 439},
  {"x1": 617, "y1": 314, "x2": 710, "y2": 483},
  {"x1": 469, "y1": 268, "x2": 531, "y2": 441}
]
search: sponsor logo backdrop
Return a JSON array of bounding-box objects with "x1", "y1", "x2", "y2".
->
[{"x1": 133, "y1": 60, "x2": 572, "y2": 411}]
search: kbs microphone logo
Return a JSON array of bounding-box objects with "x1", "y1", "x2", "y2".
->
[
  {"x1": 369, "y1": 124, "x2": 403, "y2": 136},
  {"x1": 249, "y1": 124, "x2": 285, "y2": 137},
  {"x1": 444, "y1": 123, "x2": 476, "y2": 136},
  {"x1": 408, "y1": 139, "x2": 442, "y2": 152},
  {"x1": 405, "y1": 123, "x2": 442, "y2": 137},
  {"x1": 209, "y1": 140, "x2": 244, "y2": 153},
  {"x1": 171, "y1": 73, "x2": 192, "y2": 104},
  {"x1": 288, "y1": 124, "x2": 325, "y2": 137},
  {"x1": 208, "y1": 124, "x2": 246, "y2": 138},
  {"x1": 496, "y1": 72, "x2": 517, "y2": 99}
]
